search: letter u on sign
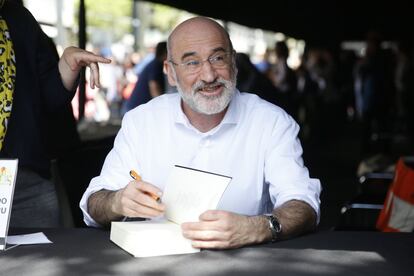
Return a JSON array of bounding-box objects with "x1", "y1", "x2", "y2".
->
[{"x1": 0, "y1": 159, "x2": 18, "y2": 250}]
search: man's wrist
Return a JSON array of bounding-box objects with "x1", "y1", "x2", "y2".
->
[
  {"x1": 263, "y1": 214, "x2": 282, "y2": 242},
  {"x1": 244, "y1": 215, "x2": 272, "y2": 244},
  {"x1": 109, "y1": 190, "x2": 123, "y2": 217}
]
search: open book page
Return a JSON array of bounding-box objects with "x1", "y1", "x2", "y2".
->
[
  {"x1": 110, "y1": 165, "x2": 231, "y2": 257},
  {"x1": 163, "y1": 165, "x2": 232, "y2": 224}
]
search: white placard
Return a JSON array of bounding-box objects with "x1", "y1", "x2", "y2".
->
[{"x1": 0, "y1": 159, "x2": 18, "y2": 250}]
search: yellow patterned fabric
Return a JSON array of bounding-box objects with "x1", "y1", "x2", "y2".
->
[{"x1": 0, "y1": 17, "x2": 16, "y2": 150}]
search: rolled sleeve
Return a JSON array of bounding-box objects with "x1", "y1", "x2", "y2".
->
[
  {"x1": 265, "y1": 114, "x2": 321, "y2": 222},
  {"x1": 272, "y1": 179, "x2": 322, "y2": 223}
]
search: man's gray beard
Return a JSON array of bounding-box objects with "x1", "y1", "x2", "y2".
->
[{"x1": 174, "y1": 73, "x2": 237, "y2": 115}]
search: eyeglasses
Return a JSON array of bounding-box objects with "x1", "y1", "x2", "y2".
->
[{"x1": 169, "y1": 52, "x2": 231, "y2": 74}]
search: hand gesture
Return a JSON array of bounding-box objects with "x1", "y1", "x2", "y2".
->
[{"x1": 58, "y1": 46, "x2": 111, "y2": 90}]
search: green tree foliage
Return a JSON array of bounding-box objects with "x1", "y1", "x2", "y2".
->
[
  {"x1": 75, "y1": 0, "x2": 132, "y2": 41},
  {"x1": 151, "y1": 4, "x2": 182, "y2": 32}
]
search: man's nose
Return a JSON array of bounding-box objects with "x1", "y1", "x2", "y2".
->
[{"x1": 199, "y1": 60, "x2": 217, "y2": 83}]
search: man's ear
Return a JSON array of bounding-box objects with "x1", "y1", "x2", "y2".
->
[{"x1": 164, "y1": 61, "x2": 177, "y2": 87}]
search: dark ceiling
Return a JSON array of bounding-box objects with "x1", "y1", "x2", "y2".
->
[{"x1": 147, "y1": 0, "x2": 412, "y2": 46}]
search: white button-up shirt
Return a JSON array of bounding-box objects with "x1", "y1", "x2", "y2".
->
[{"x1": 80, "y1": 91, "x2": 321, "y2": 227}]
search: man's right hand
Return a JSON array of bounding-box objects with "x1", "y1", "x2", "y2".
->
[{"x1": 112, "y1": 180, "x2": 165, "y2": 219}]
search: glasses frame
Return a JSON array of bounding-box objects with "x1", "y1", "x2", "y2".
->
[{"x1": 168, "y1": 51, "x2": 232, "y2": 74}]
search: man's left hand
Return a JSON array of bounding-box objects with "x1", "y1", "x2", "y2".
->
[{"x1": 181, "y1": 210, "x2": 268, "y2": 249}]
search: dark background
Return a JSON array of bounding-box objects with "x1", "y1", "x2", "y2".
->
[{"x1": 147, "y1": 0, "x2": 412, "y2": 45}]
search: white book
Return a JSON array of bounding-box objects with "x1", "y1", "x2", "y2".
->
[{"x1": 110, "y1": 165, "x2": 231, "y2": 257}]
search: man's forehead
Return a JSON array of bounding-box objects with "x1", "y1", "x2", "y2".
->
[{"x1": 170, "y1": 24, "x2": 229, "y2": 58}]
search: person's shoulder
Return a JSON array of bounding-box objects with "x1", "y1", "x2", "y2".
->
[
  {"x1": 126, "y1": 93, "x2": 178, "y2": 116},
  {"x1": 2, "y1": 2, "x2": 41, "y2": 37},
  {"x1": 237, "y1": 91, "x2": 295, "y2": 125},
  {"x1": 138, "y1": 58, "x2": 161, "y2": 77},
  {"x1": 143, "y1": 57, "x2": 161, "y2": 70},
  {"x1": 237, "y1": 92, "x2": 299, "y2": 137},
  {"x1": 2, "y1": 1, "x2": 34, "y2": 20},
  {"x1": 149, "y1": 92, "x2": 178, "y2": 106},
  {"x1": 239, "y1": 92, "x2": 285, "y2": 114}
]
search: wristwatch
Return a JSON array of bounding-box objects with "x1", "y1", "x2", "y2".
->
[{"x1": 263, "y1": 214, "x2": 282, "y2": 242}]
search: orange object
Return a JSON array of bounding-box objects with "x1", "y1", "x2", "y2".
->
[
  {"x1": 376, "y1": 157, "x2": 414, "y2": 232},
  {"x1": 129, "y1": 170, "x2": 141, "y2": 181},
  {"x1": 129, "y1": 170, "x2": 160, "y2": 202}
]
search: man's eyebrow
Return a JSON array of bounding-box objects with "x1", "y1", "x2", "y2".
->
[
  {"x1": 181, "y1": 52, "x2": 196, "y2": 60},
  {"x1": 180, "y1": 47, "x2": 227, "y2": 60},
  {"x1": 211, "y1": 47, "x2": 227, "y2": 54}
]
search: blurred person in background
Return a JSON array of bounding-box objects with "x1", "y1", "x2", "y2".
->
[
  {"x1": 354, "y1": 31, "x2": 395, "y2": 156},
  {"x1": 121, "y1": 41, "x2": 167, "y2": 115},
  {"x1": 272, "y1": 41, "x2": 298, "y2": 119}
]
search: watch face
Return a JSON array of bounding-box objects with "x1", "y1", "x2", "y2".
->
[
  {"x1": 270, "y1": 216, "x2": 282, "y2": 233},
  {"x1": 264, "y1": 214, "x2": 282, "y2": 242}
]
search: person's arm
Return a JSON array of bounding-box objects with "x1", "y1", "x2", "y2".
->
[
  {"x1": 87, "y1": 189, "x2": 121, "y2": 226},
  {"x1": 269, "y1": 199, "x2": 317, "y2": 240},
  {"x1": 181, "y1": 199, "x2": 316, "y2": 249},
  {"x1": 58, "y1": 46, "x2": 111, "y2": 91},
  {"x1": 87, "y1": 180, "x2": 165, "y2": 227}
]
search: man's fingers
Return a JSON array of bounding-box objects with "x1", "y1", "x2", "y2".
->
[
  {"x1": 199, "y1": 210, "x2": 222, "y2": 221},
  {"x1": 182, "y1": 221, "x2": 204, "y2": 231},
  {"x1": 124, "y1": 203, "x2": 164, "y2": 218},
  {"x1": 136, "y1": 181, "x2": 163, "y2": 201},
  {"x1": 125, "y1": 181, "x2": 164, "y2": 211},
  {"x1": 115, "y1": 180, "x2": 165, "y2": 218},
  {"x1": 120, "y1": 186, "x2": 164, "y2": 217},
  {"x1": 134, "y1": 189, "x2": 165, "y2": 212},
  {"x1": 182, "y1": 229, "x2": 221, "y2": 241},
  {"x1": 191, "y1": 240, "x2": 228, "y2": 249},
  {"x1": 182, "y1": 220, "x2": 221, "y2": 232}
]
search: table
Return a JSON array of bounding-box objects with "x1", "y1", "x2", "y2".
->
[{"x1": 1, "y1": 228, "x2": 413, "y2": 275}]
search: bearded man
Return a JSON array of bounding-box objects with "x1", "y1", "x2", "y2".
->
[{"x1": 80, "y1": 17, "x2": 321, "y2": 248}]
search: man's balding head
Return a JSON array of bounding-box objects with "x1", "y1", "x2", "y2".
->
[{"x1": 167, "y1": 17, "x2": 233, "y2": 60}]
